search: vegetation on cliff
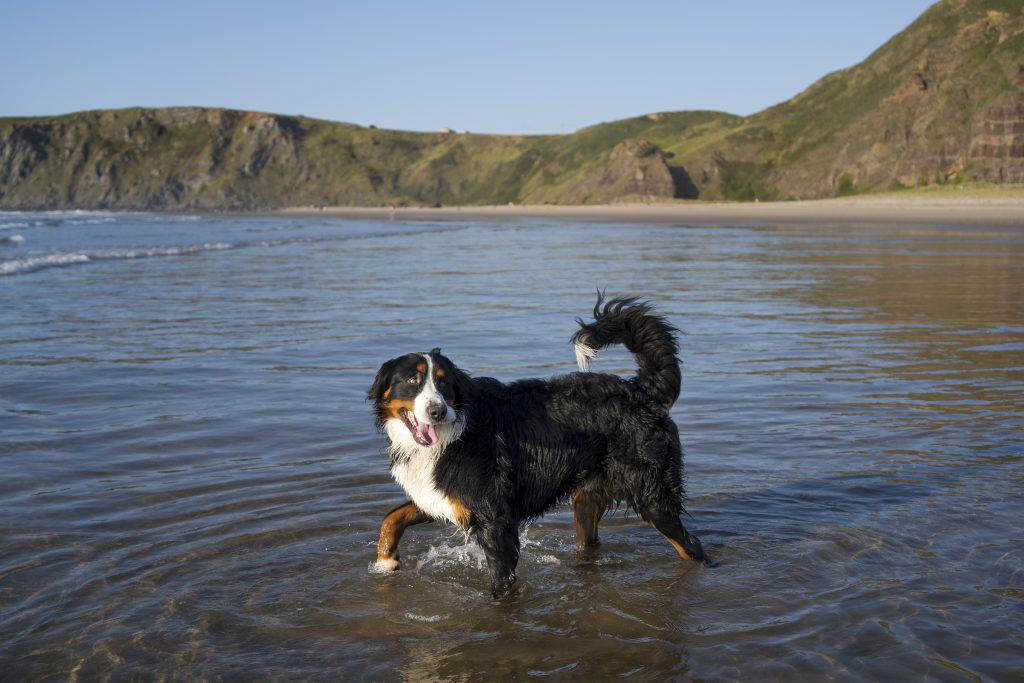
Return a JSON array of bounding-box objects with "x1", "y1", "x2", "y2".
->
[{"x1": 1, "y1": 0, "x2": 1021, "y2": 210}]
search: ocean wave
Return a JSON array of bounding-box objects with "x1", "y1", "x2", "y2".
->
[
  {"x1": 0, "y1": 242, "x2": 233, "y2": 276},
  {"x1": 1, "y1": 253, "x2": 91, "y2": 274},
  {"x1": 0, "y1": 223, "x2": 470, "y2": 276},
  {"x1": 39, "y1": 210, "x2": 118, "y2": 216},
  {"x1": 1, "y1": 219, "x2": 65, "y2": 230},
  {"x1": 0, "y1": 234, "x2": 25, "y2": 246},
  {"x1": 1, "y1": 210, "x2": 123, "y2": 228},
  {"x1": 141, "y1": 214, "x2": 202, "y2": 222},
  {"x1": 66, "y1": 217, "x2": 118, "y2": 226}
]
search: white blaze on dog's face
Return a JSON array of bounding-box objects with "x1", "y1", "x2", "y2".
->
[
  {"x1": 369, "y1": 349, "x2": 463, "y2": 455},
  {"x1": 412, "y1": 354, "x2": 455, "y2": 430}
]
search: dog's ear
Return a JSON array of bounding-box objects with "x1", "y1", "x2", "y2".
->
[
  {"x1": 430, "y1": 347, "x2": 442, "y2": 356},
  {"x1": 368, "y1": 359, "x2": 396, "y2": 402},
  {"x1": 450, "y1": 365, "x2": 475, "y2": 408}
]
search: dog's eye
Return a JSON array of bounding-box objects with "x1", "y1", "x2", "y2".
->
[{"x1": 407, "y1": 376, "x2": 420, "y2": 385}]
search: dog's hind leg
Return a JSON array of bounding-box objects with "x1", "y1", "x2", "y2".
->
[
  {"x1": 571, "y1": 490, "x2": 610, "y2": 549},
  {"x1": 376, "y1": 500, "x2": 431, "y2": 571},
  {"x1": 638, "y1": 504, "x2": 711, "y2": 566}
]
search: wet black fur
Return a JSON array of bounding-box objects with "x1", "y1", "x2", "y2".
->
[{"x1": 368, "y1": 295, "x2": 710, "y2": 598}]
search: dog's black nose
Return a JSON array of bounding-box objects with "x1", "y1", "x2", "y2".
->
[{"x1": 427, "y1": 402, "x2": 447, "y2": 422}]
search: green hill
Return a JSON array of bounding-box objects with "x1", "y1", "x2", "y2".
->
[
  {"x1": 1, "y1": 0, "x2": 1021, "y2": 210},
  {"x1": 714, "y1": 0, "x2": 1024, "y2": 199}
]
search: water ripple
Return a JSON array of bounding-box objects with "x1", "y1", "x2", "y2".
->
[{"x1": 0, "y1": 212, "x2": 1021, "y2": 679}]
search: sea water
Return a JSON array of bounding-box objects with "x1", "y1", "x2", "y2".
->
[{"x1": 1, "y1": 211, "x2": 1022, "y2": 678}]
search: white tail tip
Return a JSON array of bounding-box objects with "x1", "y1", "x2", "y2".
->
[{"x1": 574, "y1": 340, "x2": 598, "y2": 371}]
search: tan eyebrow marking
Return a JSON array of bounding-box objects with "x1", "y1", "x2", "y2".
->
[
  {"x1": 416, "y1": 362, "x2": 426, "y2": 373},
  {"x1": 435, "y1": 368, "x2": 445, "y2": 378}
]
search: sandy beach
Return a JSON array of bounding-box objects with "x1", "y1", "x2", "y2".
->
[{"x1": 278, "y1": 195, "x2": 1024, "y2": 228}]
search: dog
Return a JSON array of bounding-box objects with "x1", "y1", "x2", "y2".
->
[{"x1": 367, "y1": 295, "x2": 710, "y2": 598}]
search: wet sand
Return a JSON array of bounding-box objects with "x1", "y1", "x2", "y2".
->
[{"x1": 279, "y1": 196, "x2": 1024, "y2": 228}]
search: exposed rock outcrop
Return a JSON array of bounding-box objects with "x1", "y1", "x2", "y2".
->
[
  {"x1": 0, "y1": 125, "x2": 50, "y2": 188},
  {"x1": 971, "y1": 103, "x2": 1024, "y2": 183},
  {"x1": 568, "y1": 139, "x2": 678, "y2": 203}
]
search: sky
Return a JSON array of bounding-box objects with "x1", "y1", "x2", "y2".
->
[{"x1": 1, "y1": 1, "x2": 936, "y2": 135}]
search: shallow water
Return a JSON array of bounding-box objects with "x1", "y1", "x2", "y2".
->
[{"x1": 1, "y1": 211, "x2": 1022, "y2": 680}]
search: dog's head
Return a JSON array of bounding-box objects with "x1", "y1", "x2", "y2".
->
[{"x1": 368, "y1": 348, "x2": 469, "y2": 450}]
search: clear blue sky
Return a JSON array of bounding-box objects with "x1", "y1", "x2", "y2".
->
[{"x1": 1, "y1": 1, "x2": 935, "y2": 134}]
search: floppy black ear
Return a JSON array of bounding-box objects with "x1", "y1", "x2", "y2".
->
[
  {"x1": 368, "y1": 359, "x2": 396, "y2": 402},
  {"x1": 430, "y1": 347, "x2": 442, "y2": 355},
  {"x1": 450, "y1": 365, "x2": 475, "y2": 409}
]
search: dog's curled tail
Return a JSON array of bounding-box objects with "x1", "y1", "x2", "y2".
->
[{"x1": 570, "y1": 293, "x2": 681, "y2": 410}]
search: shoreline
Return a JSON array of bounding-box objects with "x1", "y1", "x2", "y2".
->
[{"x1": 276, "y1": 195, "x2": 1024, "y2": 228}]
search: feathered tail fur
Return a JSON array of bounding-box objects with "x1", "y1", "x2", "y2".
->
[{"x1": 571, "y1": 293, "x2": 682, "y2": 410}]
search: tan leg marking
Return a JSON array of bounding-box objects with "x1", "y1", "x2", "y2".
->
[
  {"x1": 377, "y1": 501, "x2": 430, "y2": 569},
  {"x1": 647, "y1": 521, "x2": 696, "y2": 561},
  {"x1": 447, "y1": 498, "x2": 472, "y2": 531},
  {"x1": 572, "y1": 490, "x2": 610, "y2": 549}
]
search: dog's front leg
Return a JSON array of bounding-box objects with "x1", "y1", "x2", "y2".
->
[
  {"x1": 376, "y1": 500, "x2": 430, "y2": 571},
  {"x1": 476, "y1": 520, "x2": 520, "y2": 599}
]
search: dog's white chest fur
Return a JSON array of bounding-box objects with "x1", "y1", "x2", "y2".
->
[{"x1": 390, "y1": 448, "x2": 457, "y2": 524}]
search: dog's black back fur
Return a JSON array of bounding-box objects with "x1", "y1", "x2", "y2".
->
[{"x1": 371, "y1": 295, "x2": 709, "y2": 597}]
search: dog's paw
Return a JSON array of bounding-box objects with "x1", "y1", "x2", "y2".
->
[{"x1": 373, "y1": 557, "x2": 401, "y2": 572}]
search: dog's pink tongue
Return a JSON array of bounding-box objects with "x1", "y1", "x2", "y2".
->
[{"x1": 416, "y1": 422, "x2": 438, "y2": 445}]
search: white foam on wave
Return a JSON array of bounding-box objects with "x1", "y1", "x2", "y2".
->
[
  {"x1": 3, "y1": 216, "x2": 119, "y2": 231},
  {"x1": 1, "y1": 252, "x2": 90, "y2": 275},
  {"x1": 143, "y1": 214, "x2": 202, "y2": 222},
  {"x1": 0, "y1": 241, "x2": 233, "y2": 276},
  {"x1": 66, "y1": 217, "x2": 118, "y2": 226},
  {"x1": 0, "y1": 223, "x2": 462, "y2": 277},
  {"x1": 0, "y1": 234, "x2": 25, "y2": 245},
  {"x1": 41, "y1": 209, "x2": 117, "y2": 216}
]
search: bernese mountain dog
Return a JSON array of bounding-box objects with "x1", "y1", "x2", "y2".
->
[{"x1": 367, "y1": 295, "x2": 710, "y2": 599}]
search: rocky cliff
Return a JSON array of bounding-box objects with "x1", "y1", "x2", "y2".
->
[
  {"x1": 0, "y1": 108, "x2": 692, "y2": 210},
  {"x1": 1, "y1": 0, "x2": 1021, "y2": 209}
]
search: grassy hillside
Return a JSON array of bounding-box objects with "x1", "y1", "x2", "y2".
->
[
  {"x1": 733, "y1": 0, "x2": 1024, "y2": 198},
  {"x1": 1, "y1": 0, "x2": 1021, "y2": 210},
  {"x1": 0, "y1": 107, "x2": 736, "y2": 209}
]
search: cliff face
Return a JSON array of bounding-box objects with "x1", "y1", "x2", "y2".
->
[
  {"x1": 972, "y1": 103, "x2": 1024, "y2": 183},
  {"x1": 0, "y1": 108, "x2": 316, "y2": 210},
  {"x1": 700, "y1": 0, "x2": 1024, "y2": 198},
  {"x1": 564, "y1": 139, "x2": 679, "y2": 204},
  {"x1": 1, "y1": 0, "x2": 1021, "y2": 209},
  {"x1": 0, "y1": 109, "x2": 690, "y2": 209}
]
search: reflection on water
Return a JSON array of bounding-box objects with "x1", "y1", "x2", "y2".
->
[{"x1": 1, "y1": 213, "x2": 1022, "y2": 679}]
